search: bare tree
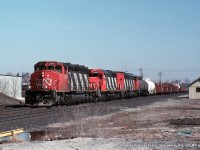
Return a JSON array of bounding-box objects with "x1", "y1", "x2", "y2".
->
[
  {"x1": 183, "y1": 78, "x2": 190, "y2": 84},
  {"x1": 165, "y1": 79, "x2": 170, "y2": 83},
  {"x1": 11, "y1": 77, "x2": 20, "y2": 98},
  {"x1": 0, "y1": 79, "x2": 10, "y2": 96}
]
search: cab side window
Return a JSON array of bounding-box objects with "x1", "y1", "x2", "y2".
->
[
  {"x1": 64, "y1": 66, "x2": 67, "y2": 74},
  {"x1": 56, "y1": 66, "x2": 62, "y2": 73},
  {"x1": 99, "y1": 74, "x2": 103, "y2": 79}
]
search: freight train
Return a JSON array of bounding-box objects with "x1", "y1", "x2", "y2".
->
[{"x1": 25, "y1": 61, "x2": 186, "y2": 106}]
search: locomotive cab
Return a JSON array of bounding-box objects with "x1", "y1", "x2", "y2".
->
[
  {"x1": 31, "y1": 61, "x2": 68, "y2": 91},
  {"x1": 25, "y1": 61, "x2": 68, "y2": 106},
  {"x1": 89, "y1": 70, "x2": 106, "y2": 91}
]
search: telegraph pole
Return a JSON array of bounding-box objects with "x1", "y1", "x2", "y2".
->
[
  {"x1": 158, "y1": 72, "x2": 162, "y2": 84},
  {"x1": 139, "y1": 68, "x2": 143, "y2": 79}
]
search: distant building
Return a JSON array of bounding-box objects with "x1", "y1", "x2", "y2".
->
[
  {"x1": 0, "y1": 74, "x2": 22, "y2": 99},
  {"x1": 189, "y1": 77, "x2": 200, "y2": 99}
]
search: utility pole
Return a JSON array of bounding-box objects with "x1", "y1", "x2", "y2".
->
[
  {"x1": 158, "y1": 72, "x2": 162, "y2": 84},
  {"x1": 139, "y1": 68, "x2": 143, "y2": 79}
]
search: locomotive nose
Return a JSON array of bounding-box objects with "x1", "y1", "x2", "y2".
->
[
  {"x1": 35, "y1": 72, "x2": 53, "y2": 90},
  {"x1": 43, "y1": 77, "x2": 52, "y2": 89}
]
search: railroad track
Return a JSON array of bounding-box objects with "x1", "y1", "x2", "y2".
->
[
  {"x1": 0, "y1": 106, "x2": 46, "y2": 115},
  {"x1": 0, "y1": 101, "x2": 119, "y2": 124},
  {"x1": 0, "y1": 94, "x2": 179, "y2": 122},
  {"x1": 0, "y1": 94, "x2": 184, "y2": 132}
]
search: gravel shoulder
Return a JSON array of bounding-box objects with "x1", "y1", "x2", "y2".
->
[{"x1": 0, "y1": 93, "x2": 21, "y2": 106}]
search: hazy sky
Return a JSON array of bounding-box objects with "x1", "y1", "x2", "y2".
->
[{"x1": 0, "y1": 0, "x2": 199, "y2": 82}]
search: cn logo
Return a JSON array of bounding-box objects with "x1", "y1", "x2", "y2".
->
[{"x1": 43, "y1": 78, "x2": 52, "y2": 86}]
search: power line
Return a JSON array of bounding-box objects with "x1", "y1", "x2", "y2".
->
[
  {"x1": 158, "y1": 72, "x2": 162, "y2": 84},
  {"x1": 139, "y1": 68, "x2": 143, "y2": 79}
]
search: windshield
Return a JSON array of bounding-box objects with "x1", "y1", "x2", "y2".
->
[
  {"x1": 48, "y1": 66, "x2": 54, "y2": 70},
  {"x1": 34, "y1": 65, "x2": 62, "y2": 73},
  {"x1": 35, "y1": 66, "x2": 46, "y2": 71},
  {"x1": 89, "y1": 72, "x2": 99, "y2": 77}
]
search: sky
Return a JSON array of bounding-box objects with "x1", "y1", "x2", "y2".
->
[{"x1": 0, "y1": 0, "x2": 200, "y2": 82}]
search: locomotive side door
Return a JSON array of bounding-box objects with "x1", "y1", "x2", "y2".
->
[
  {"x1": 101, "y1": 73, "x2": 107, "y2": 91},
  {"x1": 58, "y1": 65, "x2": 68, "y2": 91},
  {"x1": 63, "y1": 65, "x2": 69, "y2": 91}
]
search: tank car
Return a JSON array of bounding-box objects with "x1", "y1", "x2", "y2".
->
[
  {"x1": 25, "y1": 61, "x2": 89, "y2": 106},
  {"x1": 139, "y1": 80, "x2": 148, "y2": 96},
  {"x1": 145, "y1": 79, "x2": 156, "y2": 95},
  {"x1": 139, "y1": 79, "x2": 156, "y2": 96}
]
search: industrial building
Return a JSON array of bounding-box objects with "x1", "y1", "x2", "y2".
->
[
  {"x1": 0, "y1": 74, "x2": 22, "y2": 99},
  {"x1": 189, "y1": 77, "x2": 200, "y2": 99}
]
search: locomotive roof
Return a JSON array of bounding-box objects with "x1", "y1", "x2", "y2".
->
[
  {"x1": 63, "y1": 63, "x2": 89, "y2": 71},
  {"x1": 35, "y1": 61, "x2": 89, "y2": 71},
  {"x1": 119, "y1": 72, "x2": 139, "y2": 79},
  {"x1": 102, "y1": 70, "x2": 116, "y2": 75},
  {"x1": 102, "y1": 70, "x2": 140, "y2": 79}
]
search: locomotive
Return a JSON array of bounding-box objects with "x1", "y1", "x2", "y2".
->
[
  {"x1": 25, "y1": 61, "x2": 186, "y2": 106},
  {"x1": 25, "y1": 61, "x2": 89, "y2": 106},
  {"x1": 87, "y1": 69, "x2": 141, "y2": 101}
]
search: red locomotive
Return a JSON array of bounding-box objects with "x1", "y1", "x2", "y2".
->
[
  {"x1": 87, "y1": 69, "x2": 140, "y2": 101},
  {"x1": 25, "y1": 61, "x2": 89, "y2": 106}
]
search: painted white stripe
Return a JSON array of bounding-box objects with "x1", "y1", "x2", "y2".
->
[
  {"x1": 69, "y1": 72, "x2": 74, "y2": 91},
  {"x1": 127, "y1": 79, "x2": 130, "y2": 90},
  {"x1": 74, "y1": 73, "x2": 78, "y2": 90},
  {"x1": 108, "y1": 77, "x2": 111, "y2": 90},
  {"x1": 130, "y1": 80, "x2": 133, "y2": 90},
  {"x1": 79, "y1": 73, "x2": 83, "y2": 90},
  {"x1": 124, "y1": 79, "x2": 127, "y2": 89},
  {"x1": 128, "y1": 79, "x2": 130, "y2": 90},
  {"x1": 84, "y1": 74, "x2": 88, "y2": 88},
  {"x1": 114, "y1": 78, "x2": 117, "y2": 89},
  {"x1": 112, "y1": 77, "x2": 116, "y2": 90},
  {"x1": 110, "y1": 77, "x2": 113, "y2": 90},
  {"x1": 126, "y1": 79, "x2": 128, "y2": 90},
  {"x1": 111, "y1": 77, "x2": 115, "y2": 90},
  {"x1": 106, "y1": 77, "x2": 109, "y2": 90}
]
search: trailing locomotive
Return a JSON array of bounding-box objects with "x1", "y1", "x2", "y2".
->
[
  {"x1": 25, "y1": 61, "x2": 89, "y2": 106},
  {"x1": 87, "y1": 69, "x2": 140, "y2": 101}
]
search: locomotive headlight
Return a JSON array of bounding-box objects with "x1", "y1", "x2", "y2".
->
[
  {"x1": 42, "y1": 72, "x2": 45, "y2": 77},
  {"x1": 45, "y1": 86, "x2": 48, "y2": 89}
]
